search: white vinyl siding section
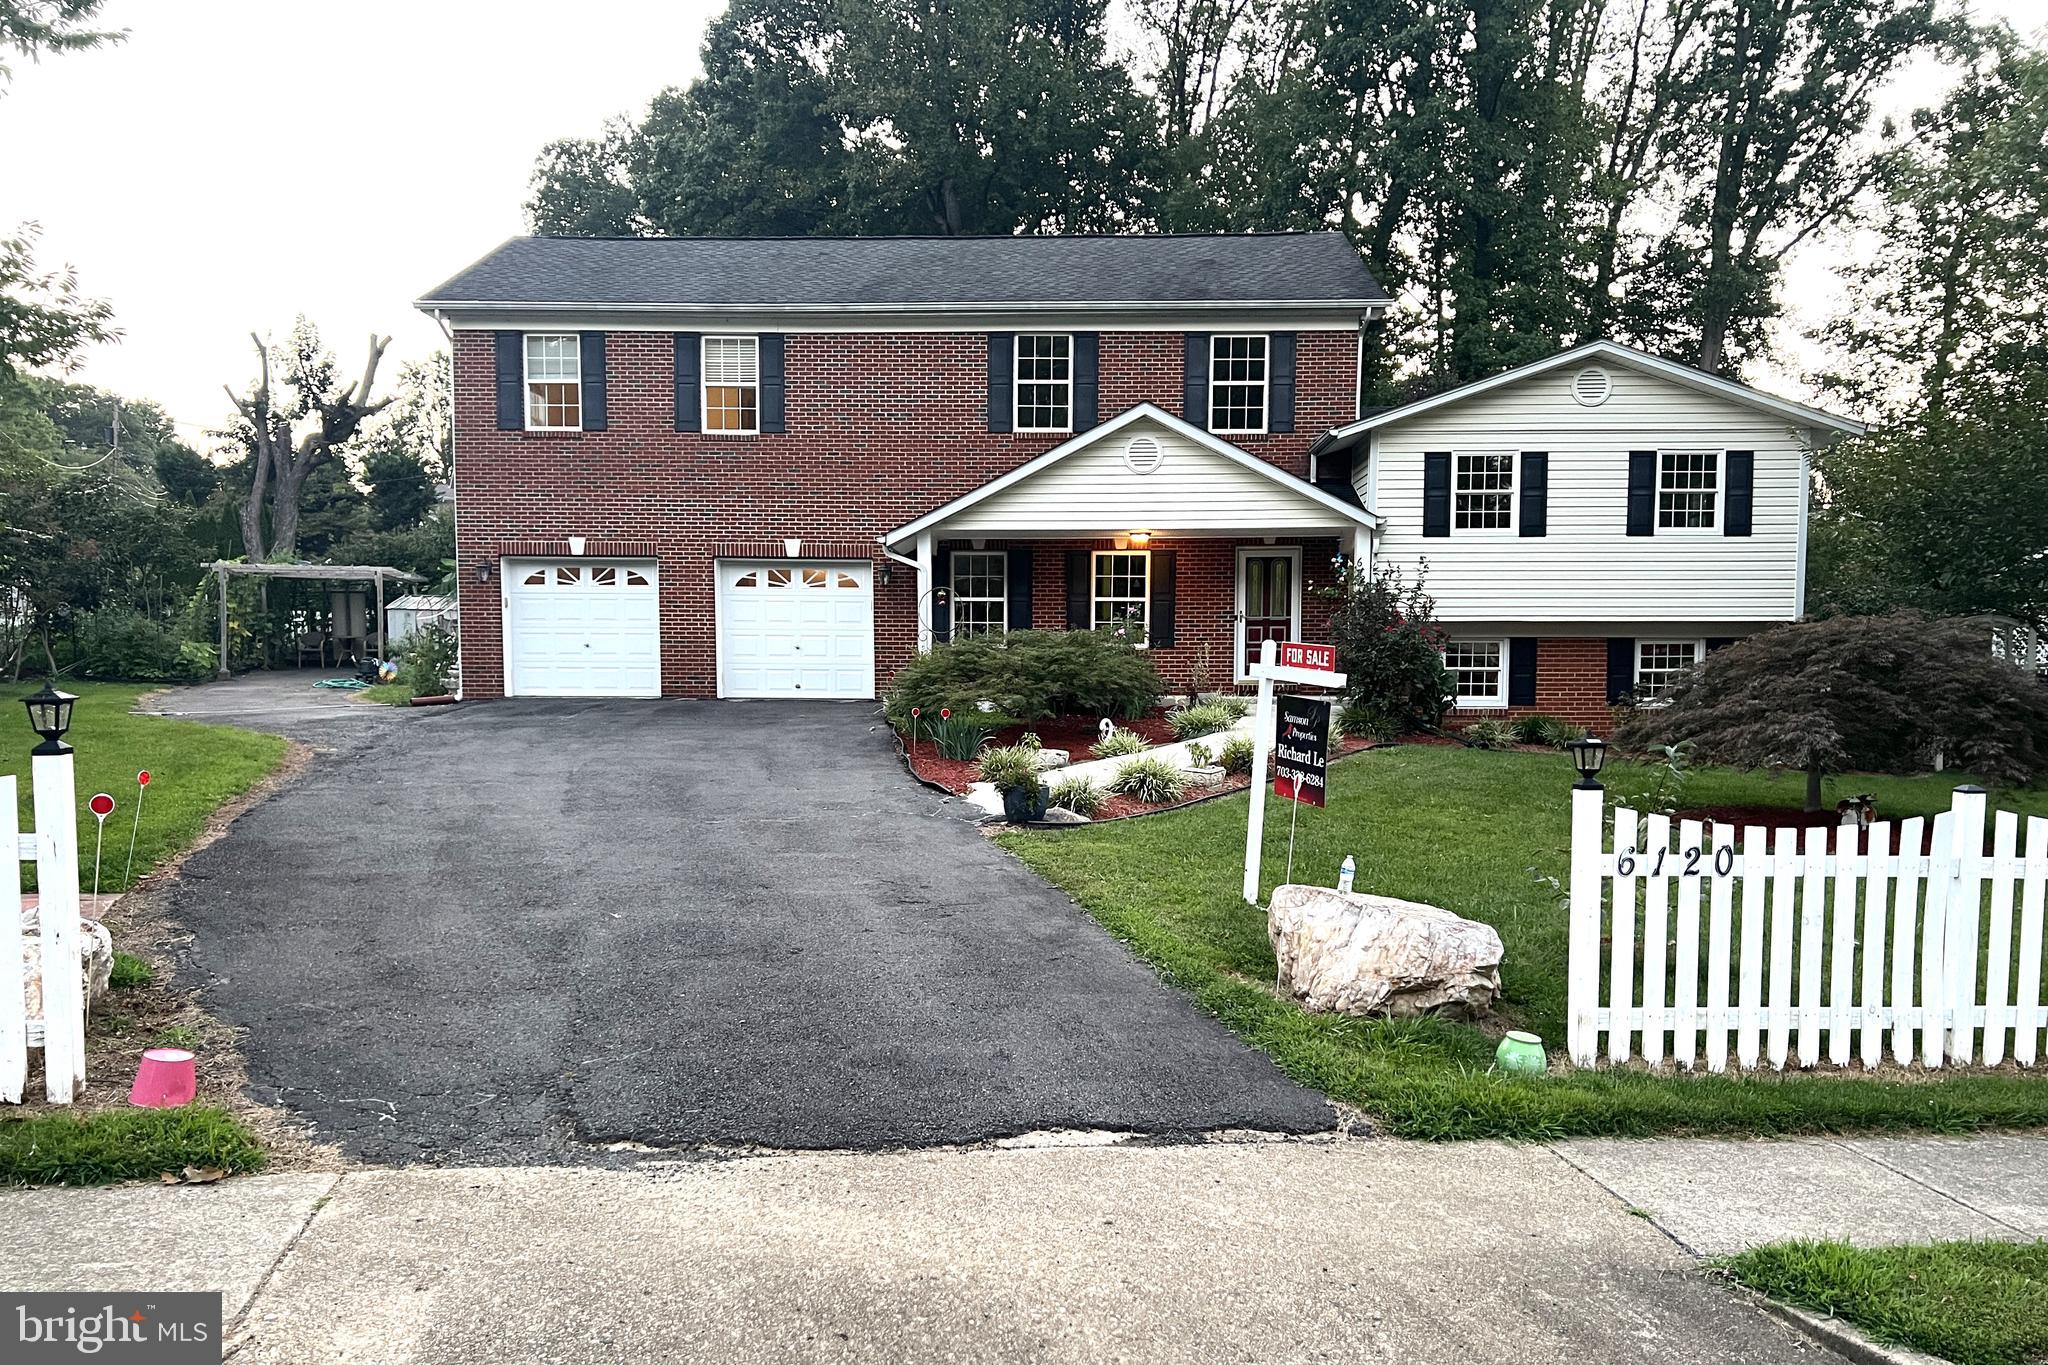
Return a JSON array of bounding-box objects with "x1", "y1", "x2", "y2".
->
[
  {"x1": 1363, "y1": 365, "x2": 1809, "y2": 623},
  {"x1": 942, "y1": 417, "x2": 1337, "y2": 534}
]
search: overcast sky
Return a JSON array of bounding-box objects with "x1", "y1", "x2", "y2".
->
[{"x1": 3, "y1": 0, "x2": 2040, "y2": 446}]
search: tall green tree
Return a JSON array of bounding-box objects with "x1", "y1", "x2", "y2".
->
[{"x1": 0, "y1": 0, "x2": 119, "y2": 85}]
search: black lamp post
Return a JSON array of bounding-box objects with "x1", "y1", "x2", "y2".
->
[
  {"x1": 1567, "y1": 736, "x2": 1607, "y2": 790},
  {"x1": 23, "y1": 681, "x2": 76, "y2": 756}
]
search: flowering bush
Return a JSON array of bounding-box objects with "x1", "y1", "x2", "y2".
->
[
  {"x1": 1319, "y1": 561, "x2": 1452, "y2": 740},
  {"x1": 883, "y1": 628, "x2": 1161, "y2": 726}
]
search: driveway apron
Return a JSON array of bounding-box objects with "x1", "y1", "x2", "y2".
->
[{"x1": 167, "y1": 699, "x2": 1332, "y2": 1162}]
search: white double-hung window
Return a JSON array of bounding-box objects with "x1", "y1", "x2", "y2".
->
[
  {"x1": 524, "y1": 334, "x2": 582, "y2": 430},
  {"x1": 1014, "y1": 334, "x2": 1071, "y2": 432},
  {"x1": 703, "y1": 335, "x2": 760, "y2": 434},
  {"x1": 1635, "y1": 640, "x2": 1702, "y2": 700},
  {"x1": 1443, "y1": 638, "x2": 1507, "y2": 707},
  {"x1": 1657, "y1": 449, "x2": 1720, "y2": 528},
  {"x1": 950, "y1": 552, "x2": 1008, "y2": 636},
  {"x1": 1092, "y1": 550, "x2": 1149, "y2": 641},
  {"x1": 1209, "y1": 334, "x2": 1268, "y2": 433},
  {"x1": 1453, "y1": 453, "x2": 1514, "y2": 530}
]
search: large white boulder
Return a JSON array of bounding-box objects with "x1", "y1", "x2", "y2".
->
[{"x1": 1266, "y1": 885, "x2": 1502, "y2": 1018}]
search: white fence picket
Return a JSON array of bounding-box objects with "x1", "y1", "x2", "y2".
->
[
  {"x1": 1609, "y1": 807, "x2": 1639, "y2": 1064},
  {"x1": 1985, "y1": 811, "x2": 2019, "y2": 1066},
  {"x1": 1706, "y1": 824, "x2": 1735, "y2": 1071},
  {"x1": 2018, "y1": 817, "x2": 2047, "y2": 1068},
  {"x1": 0, "y1": 777, "x2": 22, "y2": 1104},
  {"x1": 1572, "y1": 788, "x2": 2047, "y2": 1075},
  {"x1": 1859, "y1": 821, "x2": 1891, "y2": 1069},
  {"x1": 1674, "y1": 818, "x2": 1703, "y2": 1067},
  {"x1": 1736, "y1": 826, "x2": 1766, "y2": 1069}
]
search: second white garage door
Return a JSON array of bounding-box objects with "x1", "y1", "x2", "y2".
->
[
  {"x1": 504, "y1": 559, "x2": 661, "y2": 698},
  {"x1": 716, "y1": 561, "x2": 874, "y2": 699}
]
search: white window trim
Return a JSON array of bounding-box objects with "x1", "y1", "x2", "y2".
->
[
  {"x1": 1013, "y1": 333, "x2": 1073, "y2": 434},
  {"x1": 1233, "y1": 545, "x2": 1302, "y2": 682},
  {"x1": 950, "y1": 550, "x2": 1009, "y2": 636},
  {"x1": 1443, "y1": 635, "x2": 1510, "y2": 709},
  {"x1": 701, "y1": 334, "x2": 762, "y2": 437},
  {"x1": 1208, "y1": 333, "x2": 1270, "y2": 436},
  {"x1": 1091, "y1": 548, "x2": 1150, "y2": 647},
  {"x1": 1655, "y1": 447, "x2": 1724, "y2": 533},
  {"x1": 1451, "y1": 449, "x2": 1518, "y2": 534},
  {"x1": 523, "y1": 332, "x2": 582, "y2": 433},
  {"x1": 1634, "y1": 637, "x2": 1707, "y2": 704}
]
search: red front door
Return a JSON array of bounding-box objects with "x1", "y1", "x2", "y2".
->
[{"x1": 1241, "y1": 552, "x2": 1294, "y2": 673}]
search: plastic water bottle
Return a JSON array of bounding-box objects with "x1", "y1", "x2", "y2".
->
[{"x1": 1337, "y1": 855, "x2": 1356, "y2": 894}]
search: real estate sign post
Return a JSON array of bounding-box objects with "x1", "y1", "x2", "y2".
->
[{"x1": 1243, "y1": 639, "x2": 1346, "y2": 904}]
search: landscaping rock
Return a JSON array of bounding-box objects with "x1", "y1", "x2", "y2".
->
[
  {"x1": 20, "y1": 912, "x2": 115, "y2": 1037},
  {"x1": 1040, "y1": 806, "x2": 1091, "y2": 825},
  {"x1": 1031, "y1": 748, "x2": 1071, "y2": 771},
  {"x1": 1181, "y1": 764, "x2": 1227, "y2": 788},
  {"x1": 1266, "y1": 885, "x2": 1502, "y2": 1019}
]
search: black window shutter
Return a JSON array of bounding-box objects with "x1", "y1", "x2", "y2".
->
[
  {"x1": 579, "y1": 332, "x2": 608, "y2": 431},
  {"x1": 1072, "y1": 333, "x2": 1099, "y2": 431},
  {"x1": 1065, "y1": 550, "x2": 1091, "y2": 629},
  {"x1": 932, "y1": 548, "x2": 953, "y2": 643},
  {"x1": 1183, "y1": 333, "x2": 1210, "y2": 426},
  {"x1": 1423, "y1": 452, "x2": 1452, "y2": 537},
  {"x1": 987, "y1": 333, "x2": 1014, "y2": 433},
  {"x1": 494, "y1": 332, "x2": 523, "y2": 430},
  {"x1": 1268, "y1": 332, "x2": 1296, "y2": 432},
  {"x1": 1508, "y1": 638, "x2": 1538, "y2": 706},
  {"x1": 1148, "y1": 550, "x2": 1177, "y2": 648},
  {"x1": 1627, "y1": 450, "x2": 1656, "y2": 536},
  {"x1": 1519, "y1": 451, "x2": 1548, "y2": 537},
  {"x1": 1606, "y1": 637, "x2": 1636, "y2": 703},
  {"x1": 673, "y1": 333, "x2": 701, "y2": 432},
  {"x1": 1724, "y1": 450, "x2": 1754, "y2": 536},
  {"x1": 1005, "y1": 547, "x2": 1034, "y2": 630},
  {"x1": 1706, "y1": 636, "x2": 1736, "y2": 653},
  {"x1": 759, "y1": 334, "x2": 786, "y2": 433}
]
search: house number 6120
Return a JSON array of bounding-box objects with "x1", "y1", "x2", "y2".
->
[{"x1": 1615, "y1": 845, "x2": 1736, "y2": 877}]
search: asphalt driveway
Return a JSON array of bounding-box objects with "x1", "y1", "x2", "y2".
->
[{"x1": 168, "y1": 697, "x2": 1331, "y2": 1163}]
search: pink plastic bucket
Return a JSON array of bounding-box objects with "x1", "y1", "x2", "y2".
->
[{"x1": 129, "y1": 1047, "x2": 197, "y2": 1108}]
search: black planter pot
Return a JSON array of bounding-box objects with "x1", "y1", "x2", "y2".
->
[{"x1": 1001, "y1": 781, "x2": 1050, "y2": 824}]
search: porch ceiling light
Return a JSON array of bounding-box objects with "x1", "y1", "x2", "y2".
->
[
  {"x1": 24, "y1": 680, "x2": 76, "y2": 756},
  {"x1": 1129, "y1": 530, "x2": 1152, "y2": 548},
  {"x1": 1567, "y1": 737, "x2": 1607, "y2": 789}
]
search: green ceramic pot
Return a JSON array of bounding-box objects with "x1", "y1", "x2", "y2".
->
[{"x1": 1494, "y1": 1030, "x2": 1547, "y2": 1076}]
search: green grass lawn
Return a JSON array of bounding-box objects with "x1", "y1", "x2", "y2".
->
[
  {"x1": 998, "y1": 745, "x2": 2048, "y2": 1140},
  {"x1": 354, "y1": 682, "x2": 416, "y2": 706},
  {"x1": 4, "y1": 683, "x2": 287, "y2": 893},
  {"x1": 0, "y1": 1107, "x2": 265, "y2": 1186},
  {"x1": 1723, "y1": 1238, "x2": 2048, "y2": 1365}
]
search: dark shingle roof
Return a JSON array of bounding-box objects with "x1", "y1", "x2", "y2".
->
[{"x1": 418, "y1": 233, "x2": 1389, "y2": 310}]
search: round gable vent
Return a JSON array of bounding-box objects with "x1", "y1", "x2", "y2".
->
[
  {"x1": 1572, "y1": 366, "x2": 1612, "y2": 406},
  {"x1": 1123, "y1": 434, "x2": 1165, "y2": 475}
]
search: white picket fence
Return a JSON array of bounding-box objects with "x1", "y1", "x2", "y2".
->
[
  {"x1": 2, "y1": 756, "x2": 88, "y2": 1104},
  {"x1": 1567, "y1": 784, "x2": 2048, "y2": 1071}
]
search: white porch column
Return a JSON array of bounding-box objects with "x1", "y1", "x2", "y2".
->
[
  {"x1": 915, "y1": 531, "x2": 935, "y2": 654},
  {"x1": 1345, "y1": 524, "x2": 1372, "y2": 572}
]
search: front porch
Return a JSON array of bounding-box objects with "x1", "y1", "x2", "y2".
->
[{"x1": 881, "y1": 404, "x2": 1377, "y2": 689}]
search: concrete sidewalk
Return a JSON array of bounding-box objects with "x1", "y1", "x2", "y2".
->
[{"x1": 0, "y1": 1138, "x2": 1833, "y2": 1365}]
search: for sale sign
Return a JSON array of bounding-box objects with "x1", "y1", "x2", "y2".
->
[
  {"x1": 1278, "y1": 641, "x2": 1336, "y2": 673},
  {"x1": 1273, "y1": 695, "x2": 1331, "y2": 807}
]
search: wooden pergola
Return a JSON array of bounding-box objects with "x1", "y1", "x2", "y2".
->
[{"x1": 204, "y1": 561, "x2": 426, "y2": 679}]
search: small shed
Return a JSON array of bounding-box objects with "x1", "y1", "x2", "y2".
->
[{"x1": 385, "y1": 594, "x2": 457, "y2": 646}]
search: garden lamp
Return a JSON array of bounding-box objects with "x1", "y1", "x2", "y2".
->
[
  {"x1": 24, "y1": 681, "x2": 77, "y2": 756},
  {"x1": 1567, "y1": 736, "x2": 1607, "y2": 789}
]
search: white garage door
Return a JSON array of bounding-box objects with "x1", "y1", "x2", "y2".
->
[
  {"x1": 504, "y1": 560, "x2": 661, "y2": 698},
  {"x1": 717, "y1": 561, "x2": 874, "y2": 699}
]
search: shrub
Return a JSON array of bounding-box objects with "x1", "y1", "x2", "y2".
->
[
  {"x1": 1184, "y1": 740, "x2": 1213, "y2": 767},
  {"x1": 397, "y1": 621, "x2": 457, "y2": 696},
  {"x1": 1212, "y1": 695, "x2": 1252, "y2": 720},
  {"x1": 1513, "y1": 714, "x2": 1589, "y2": 748},
  {"x1": 1218, "y1": 734, "x2": 1255, "y2": 776},
  {"x1": 1167, "y1": 701, "x2": 1238, "y2": 741},
  {"x1": 1047, "y1": 776, "x2": 1106, "y2": 816},
  {"x1": 1108, "y1": 755, "x2": 1188, "y2": 804},
  {"x1": 1091, "y1": 728, "x2": 1150, "y2": 759},
  {"x1": 1339, "y1": 703, "x2": 1400, "y2": 742},
  {"x1": 1319, "y1": 562, "x2": 1452, "y2": 737},
  {"x1": 884, "y1": 629, "x2": 1161, "y2": 726},
  {"x1": 71, "y1": 609, "x2": 209, "y2": 683},
  {"x1": 977, "y1": 743, "x2": 1044, "y2": 794},
  {"x1": 1462, "y1": 719, "x2": 1519, "y2": 750},
  {"x1": 926, "y1": 710, "x2": 1000, "y2": 760}
]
